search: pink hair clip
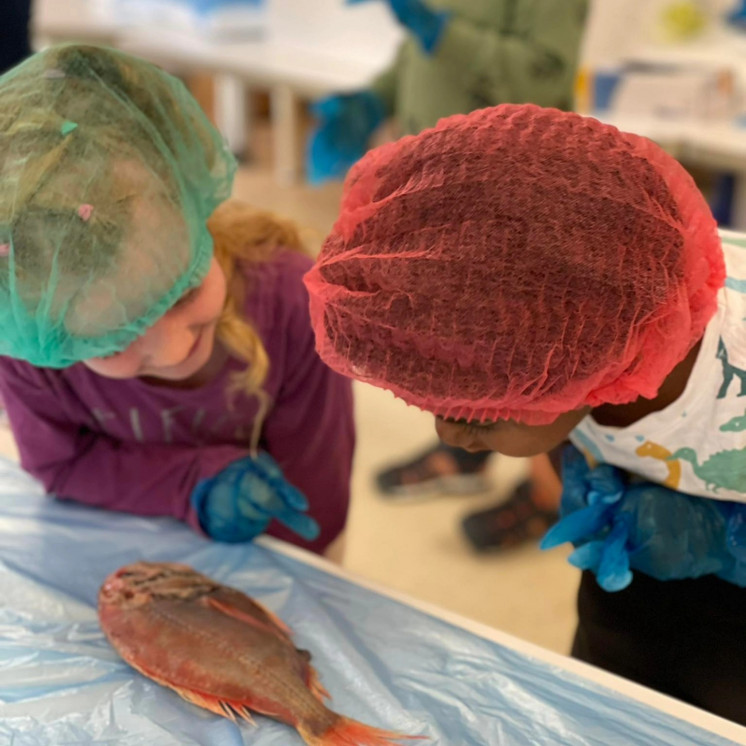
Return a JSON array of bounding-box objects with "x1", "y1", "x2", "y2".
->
[
  {"x1": 0, "y1": 244, "x2": 10, "y2": 257},
  {"x1": 77, "y1": 204, "x2": 94, "y2": 222}
]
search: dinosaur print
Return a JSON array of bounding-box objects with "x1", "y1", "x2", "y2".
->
[
  {"x1": 669, "y1": 447, "x2": 746, "y2": 494},
  {"x1": 721, "y1": 411, "x2": 746, "y2": 432},
  {"x1": 635, "y1": 441, "x2": 681, "y2": 489},
  {"x1": 717, "y1": 337, "x2": 746, "y2": 399}
]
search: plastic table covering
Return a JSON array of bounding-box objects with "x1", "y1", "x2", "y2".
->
[{"x1": 0, "y1": 457, "x2": 744, "y2": 746}]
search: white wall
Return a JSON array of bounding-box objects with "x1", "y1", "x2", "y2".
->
[{"x1": 581, "y1": 0, "x2": 740, "y2": 67}]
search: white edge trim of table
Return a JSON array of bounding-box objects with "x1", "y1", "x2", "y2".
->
[{"x1": 257, "y1": 536, "x2": 746, "y2": 744}]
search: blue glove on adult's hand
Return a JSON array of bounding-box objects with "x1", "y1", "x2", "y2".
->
[
  {"x1": 729, "y1": 1, "x2": 746, "y2": 27},
  {"x1": 347, "y1": 0, "x2": 449, "y2": 53},
  {"x1": 386, "y1": 0, "x2": 450, "y2": 54},
  {"x1": 191, "y1": 452, "x2": 320, "y2": 543},
  {"x1": 541, "y1": 445, "x2": 743, "y2": 591},
  {"x1": 306, "y1": 90, "x2": 385, "y2": 184}
]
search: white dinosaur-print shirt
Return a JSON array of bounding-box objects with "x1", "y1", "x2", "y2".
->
[{"x1": 571, "y1": 231, "x2": 746, "y2": 503}]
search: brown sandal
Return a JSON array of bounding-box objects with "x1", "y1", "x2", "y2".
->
[
  {"x1": 376, "y1": 443, "x2": 491, "y2": 498},
  {"x1": 461, "y1": 481, "x2": 559, "y2": 551}
]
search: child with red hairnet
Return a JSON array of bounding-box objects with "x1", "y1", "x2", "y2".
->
[{"x1": 305, "y1": 104, "x2": 746, "y2": 724}]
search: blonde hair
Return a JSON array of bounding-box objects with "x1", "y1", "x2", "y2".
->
[{"x1": 208, "y1": 200, "x2": 307, "y2": 402}]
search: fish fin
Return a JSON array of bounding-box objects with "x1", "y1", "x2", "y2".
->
[
  {"x1": 206, "y1": 597, "x2": 290, "y2": 640},
  {"x1": 298, "y1": 716, "x2": 424, "y2": 746},
  {"x1": 207, "y1": 596, "x2": 290, "y2": 640},
  {"x1": 305, "y1": 664, "x2": 331, "y2": 702},
  {"x1": 122, "y1": 659, "x2": 230, "y2": 721},
  {"x1": 218, "y1": 701, "x2": 238, "y2": 722},
  {"x1": 124, "y1": 652, "x2": 260, "y2": 727},
  {"x1": 174, "y1": 688, "x2": 258, "y2": 727},
  {"x1": 172, "y1": 686, "x2": 234, "y2": 721},
  {"x1": 217, "y1": 588, "x2": 294, "y2": 638},
  {"x1": 258, "y1": 604, "x2": 293, "y2": 637}
]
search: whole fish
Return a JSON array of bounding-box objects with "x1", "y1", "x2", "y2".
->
[{"x1": 99, "y1": 562, "x2": 417, "y2": 746}]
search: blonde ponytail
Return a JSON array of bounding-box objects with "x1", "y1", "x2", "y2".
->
[{"x1": 208, "y1": 200, "x2": 307, "y2": 403}]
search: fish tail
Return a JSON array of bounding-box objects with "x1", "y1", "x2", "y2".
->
[{"x1": 298, "y1": 715, "x2": 422, "y2": 746}]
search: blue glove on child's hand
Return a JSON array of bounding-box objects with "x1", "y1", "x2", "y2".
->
[
  {"x1": 306, "y1": 90, "x2": 385, "y2": 184},
  {"x1": 386, "y1": 0, "x2": 450, "y2": 54},
  {"x1": 191, "y1": 452, "x2": 320, "y2": 543},
  {"x1": 541, "y1": 445, "x2": 740, "y2": 591}
]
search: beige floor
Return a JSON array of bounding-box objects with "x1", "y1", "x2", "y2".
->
[{"x1": 0, "y1": 161, "x2": 580, "y2": 657}]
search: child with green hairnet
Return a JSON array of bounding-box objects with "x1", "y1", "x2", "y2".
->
[
  {"x1": 0, "y1": 45, "x2": 353, "y2": 561},
  {"x1": 305, "y1": 103, "x2": 746, "y2": 723}
]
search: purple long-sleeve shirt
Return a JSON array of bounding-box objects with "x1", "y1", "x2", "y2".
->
[{"x1": 0, "y1": 250, "x2": 354, "y2": 554}]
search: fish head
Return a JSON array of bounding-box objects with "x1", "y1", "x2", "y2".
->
[{"x1": 99, "y1": 561, "x2": 215, "y2": 610}]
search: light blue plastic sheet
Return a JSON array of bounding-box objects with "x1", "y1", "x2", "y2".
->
[{"x1": 0, "y1": 457, "x2": 740, "y2": 746}]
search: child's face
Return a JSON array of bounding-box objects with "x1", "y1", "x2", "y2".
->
[
  {"x1": 82, "y1": 258, "x2": 227, "y2": 381},
  {"x1": 435, "y1": 407, "x2": 591, "y2": 457}
]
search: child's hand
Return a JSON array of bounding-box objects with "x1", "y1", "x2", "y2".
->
[
  {"x1": 191, "y1": 453, "x2": 320, "y2": 543},
  {"x1": 541, "y1": 447, "x2": 632, "y2": 590},
  {"x1": 542, "y1": 445, "x2": 738, "y2": 591}
]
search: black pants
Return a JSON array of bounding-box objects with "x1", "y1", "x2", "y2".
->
[
  {"x1": 573, "y1": 570, "x2": 746, "y2": 725},
  {"x1": 1, "y1": 0, "x2": 32, "y2": 75}
]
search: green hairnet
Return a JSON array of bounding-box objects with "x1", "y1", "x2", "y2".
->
[{"x1": 0, "y1": 44, "x2": 237, "y2": 367}]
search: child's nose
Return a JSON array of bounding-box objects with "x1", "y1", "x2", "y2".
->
[
  {"x1": 435, "y1": 417, "x2": 463, "y2": 447},
  {"x1": 435, "y1": 417, "x2": 486, "y2": 453}
]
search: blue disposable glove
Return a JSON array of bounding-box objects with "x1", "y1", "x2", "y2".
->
[
  {"x1": 191, "y1": 452, "x2": 320, "y2": 543},
  {"x1": 729, "y1": 1, "x2": 746, "y2": 27},
  {"x1": 306, "y1": 90, "x2": 385, "y2": 184},
  {"x1": 541, "y1": 445, "x2": 745, "y2": 591},
  {"x1": 347, "y1": 0, "x2": 449, "y2": 54},
  {"x1": 387, "y1": 0, "x2": 450, "y2": 54}
]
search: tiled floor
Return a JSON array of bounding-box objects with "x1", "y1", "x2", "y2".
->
[{"x1": 0, "y1": 159, "x2": 580, "y2": 656}]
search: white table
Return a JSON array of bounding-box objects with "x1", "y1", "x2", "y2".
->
[
  {"x1": 594, "y1": 112, "x2": 746, "y2": 229},
  {"x1": 588, "y1": 23, "x2": 746, "y2": 228},
  {"x1": 32, "y1": 0, "x2": 400, "y2": 183},
  {"x1": 34, "y1": 1, "x2": 746, "y2": 207},
  {"x1": 117, "y1": 27, "x2": 391, "y2": 183}
]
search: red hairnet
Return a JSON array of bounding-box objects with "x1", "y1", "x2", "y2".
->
[{"x1": 305, "y1": 105, "x2": 724, "y2": 425}]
